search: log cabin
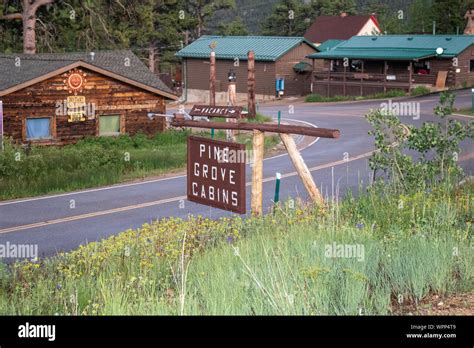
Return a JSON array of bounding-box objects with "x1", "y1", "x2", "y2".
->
[
  {"x1": 175, "y1": 36, "x2": 318, "y2": 103},
  {"x1": 307, "y1": 35, "x2": 474, "y2": 97},
  {"x1": 0, "y1": 50, "x2": 177, "y2": 145}
]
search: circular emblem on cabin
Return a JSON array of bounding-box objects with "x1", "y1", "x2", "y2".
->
[{"x1": 63, "y1": 69, "x2": 87, "y2": 95}]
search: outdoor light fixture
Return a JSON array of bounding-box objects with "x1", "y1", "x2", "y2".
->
[
  {"x1": 228, "y1": 70, "x2": 237, "y2": 83},
  {"x1": 435, "y1": 47, "x2": 444, "y2": 55}
]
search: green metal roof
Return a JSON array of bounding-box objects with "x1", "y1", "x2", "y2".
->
[
  {"x1": 176, "y1": 36, "x2": 318, "y2": 62},
  {"x1": 317, "y1": 39, "x2": 344, "y2": 52},
  {"x1": 307, "y1": 35, "x2": 474, "y2": 60}
]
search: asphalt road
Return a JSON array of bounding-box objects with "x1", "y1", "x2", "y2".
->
[{"x1": 1, "y1": 90, "x2": 473, "y2": 260}]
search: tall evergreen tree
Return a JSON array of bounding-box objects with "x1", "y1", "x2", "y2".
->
[
  {"x1": 320, "y1": 0, "x2": 357, "y2": 16},
  {"x1": 0, "y1": 0, "x2": 54, "y2": 54},
  {"x1": 185, "y1": 0, "x2": 235, "y2": 38},
  {"x1": 261, "y1": 0, "x2": 309, "y2": 36},
  {"x1": 216, "y1": 17, "x2": 248, "y2": 36},
  {"x1": 431, "y1": 0, "x2": 474, "y2": 34}
]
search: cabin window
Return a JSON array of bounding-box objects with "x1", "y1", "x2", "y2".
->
[
  {"x1": 414, "y1": 61, "x2": 430, "y2": 75},
  {"x1": 26, "y1": 117, "x2": 52, "y2": 140},
  {"x1": 470, "y1": 60, "x2": 474, "y2": 73},
  {"x1": 99, "y1": 115, "x2": 121, "y2": 136},
  {"x1": 350, "y1": 60, "x2": 363, "y2": 72}
]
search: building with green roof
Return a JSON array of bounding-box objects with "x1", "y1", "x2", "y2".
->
[
  {"x1": 175, "y1": 36, "x2": 318, "y2": 103},
  {"x1": 306, "y1": 35, "x2": 474, "y2": 97}
]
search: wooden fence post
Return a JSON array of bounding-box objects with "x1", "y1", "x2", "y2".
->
[
  {"x1": 280, "y1": 133, "x2": 325, "y2": 206},
  {"x1": 251, "y1": 129, "x2": 264, "y2": 215},
  {"x1": 210, "y1": 43, "x2": 216, "y2": 106}
]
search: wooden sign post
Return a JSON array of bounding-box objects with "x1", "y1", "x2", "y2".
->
[
  {"x1": 209, "y1": 41, "x2": 217, "y2": 106},
  {"x1": 251, "y1": 130, "x2": 264, "y2": 215},
  {"x1": 247, "y1": 51, "x2": 256, "y2": 118},
  {"x1": 173, "y1": 114, "x2": 339, "y2": 216}
]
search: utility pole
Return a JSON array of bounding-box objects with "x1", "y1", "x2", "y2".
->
[
  {"x1": 247, "y1": 50, "x2": 256, "y2": 118},
  {"x1": 209, "y1": 41, "x2": 217, "y2": 106}
]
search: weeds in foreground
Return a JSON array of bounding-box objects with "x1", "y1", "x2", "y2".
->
[{"x1": 0, "y1": 179, "x2": 471, "y2": 315}]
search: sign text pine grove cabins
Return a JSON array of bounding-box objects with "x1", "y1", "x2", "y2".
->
[{"x1": 187, "y1": 136, "x2": 246, "y2": 214}]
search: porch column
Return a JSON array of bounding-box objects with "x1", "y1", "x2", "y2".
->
[
  {"x1": 327, "y1": 60, "x2": 331, "y2": 97},
  {"x1": 343, "y1": 64, "x2": 347, "y2": 96},
  {"x1": 383, "y1": 60, "x2": 388, "y2": 93},
  {"x1": 408, "y1": 61, "x2": 413, "y2": 93}
]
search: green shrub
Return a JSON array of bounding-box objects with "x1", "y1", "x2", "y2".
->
[
  {"x1": 305, "y1": 94, "x2": 353, "y2": 103},
  {"x1": 305, "y1": 90, "x2": 406, "y2": 103},
  {"x1": 410, "y1": 86, "x2": 431, "y2": 96}
]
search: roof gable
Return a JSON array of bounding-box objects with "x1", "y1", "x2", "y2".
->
[
  {"x1": 304, "y1": 15, "x2": 379, "y2": 43},
  {"x1": 176, "y1": 36, "x2": 317, "y2": 61},
  {"x1": 0, "y1": 50, "x2": 177, "y2": 99},
  {"x1": 307, "y1": 35, "x2": 474, "y2": 60}
]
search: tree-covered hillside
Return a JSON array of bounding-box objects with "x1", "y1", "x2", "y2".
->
[{"x1": 1, "y1": 0, "x2": 473, "y2": 73}]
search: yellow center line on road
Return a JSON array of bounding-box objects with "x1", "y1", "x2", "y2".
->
[
  {"x1": 0, "y1": 195, "x2": 186, "y2": 235},
  {"x1": 2, "y1": 146, "x2": 473, "y2": 236},
  {"x1": 0, "y1": 149, "x2": 377, "y2": 235}
]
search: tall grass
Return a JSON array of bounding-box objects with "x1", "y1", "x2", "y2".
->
[
  {"x1": 0, "y1": 129, "x2": 279, "y2": 200},
  {"x1": 0, "y1": 178, "x2": 471, "y2": 315}
]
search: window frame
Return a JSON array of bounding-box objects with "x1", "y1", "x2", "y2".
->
[
  {"x1": 23, "y1": 115, "x2": 55, "y2": 142},
  {"x1": 98, "y1": 114, "x2": 124, "y2": 137}
]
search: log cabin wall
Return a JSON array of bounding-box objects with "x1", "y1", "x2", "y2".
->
[
  {"x1": 454, "y1": 44, "x2": 474, "y2": 88},
  {"x1": 413, "y1": 58, "x2": 455, "y2": 86},
  {"x1": 184, "y1": 58, "x2": 277, "y2": 96},
  {"x1": 2, "y1": 67, "x2": 166, "y2": 145},
  {"x1": 275, "y1": 43, "x2": 317, "y2": 96}
]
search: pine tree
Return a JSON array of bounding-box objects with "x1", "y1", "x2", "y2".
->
[
  {"x1": 216, "y1": 17, "x2": 248, "y2": 36},
  {"x1": 261, "y1": 0, "x2": 308, "y2": 36}
]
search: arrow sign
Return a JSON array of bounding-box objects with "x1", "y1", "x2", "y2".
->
[{"x1": 189, "y1": 105, "x2": 243, "y2": 119}]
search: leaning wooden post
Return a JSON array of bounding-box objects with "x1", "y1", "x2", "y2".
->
[
  {"x1": 251, "y1": 129, "x2": 264, "y2": 216},
  {"x1": 279, "y1": 133, "x2": 325, "y2": 207},
  {"x1": 209, "y1": 41, "x2": 217, "y2": 106},
  {"x1": 247, "y1": 50, "x2": 256, "y2": 118}
]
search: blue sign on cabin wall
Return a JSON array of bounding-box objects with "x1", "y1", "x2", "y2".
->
[{"x1": 276, "y1": 78, "x2": 285, "y2": 92}]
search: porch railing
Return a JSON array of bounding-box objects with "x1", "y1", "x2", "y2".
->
[{"x1": 312, "y1": 71, "x2": 411, "y2": 84}]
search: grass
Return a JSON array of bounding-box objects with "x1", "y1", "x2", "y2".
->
[
  {"x1": 0, "y1": 177, "x2": 471, "y2": 315},
  {"x1": 410, "y1": 86, "x2": 431, "y2": 96},
  {"x1": 304, "y1": 88, "x2": 432, "y2": 103},
  {"x1": 0, "y1": 120, "x2": 279, "y2": 200},
  {"x1": 212, "y1": 112, "x2": 272, "y2": 123},
  {"x1": 454, "y1": 108, "x2": 474, "y2": 117}
]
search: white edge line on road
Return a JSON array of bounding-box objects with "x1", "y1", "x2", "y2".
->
[{"x1": 0, "y1": 118, "x2": 320, "y2": 207}]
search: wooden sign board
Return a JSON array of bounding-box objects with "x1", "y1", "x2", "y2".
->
[
  {"x1": 67, "y1": 96, "x2": 86, "y2": 122},
  {"x1": 436, "y1": 71, "x2": 448, "y2": 89},
  {"x1": 189, "y1": 105, "x2": 243, "y2": 118},
  {"x1": 187, "y1": 136, "x2": 246, "y2": 214}
]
